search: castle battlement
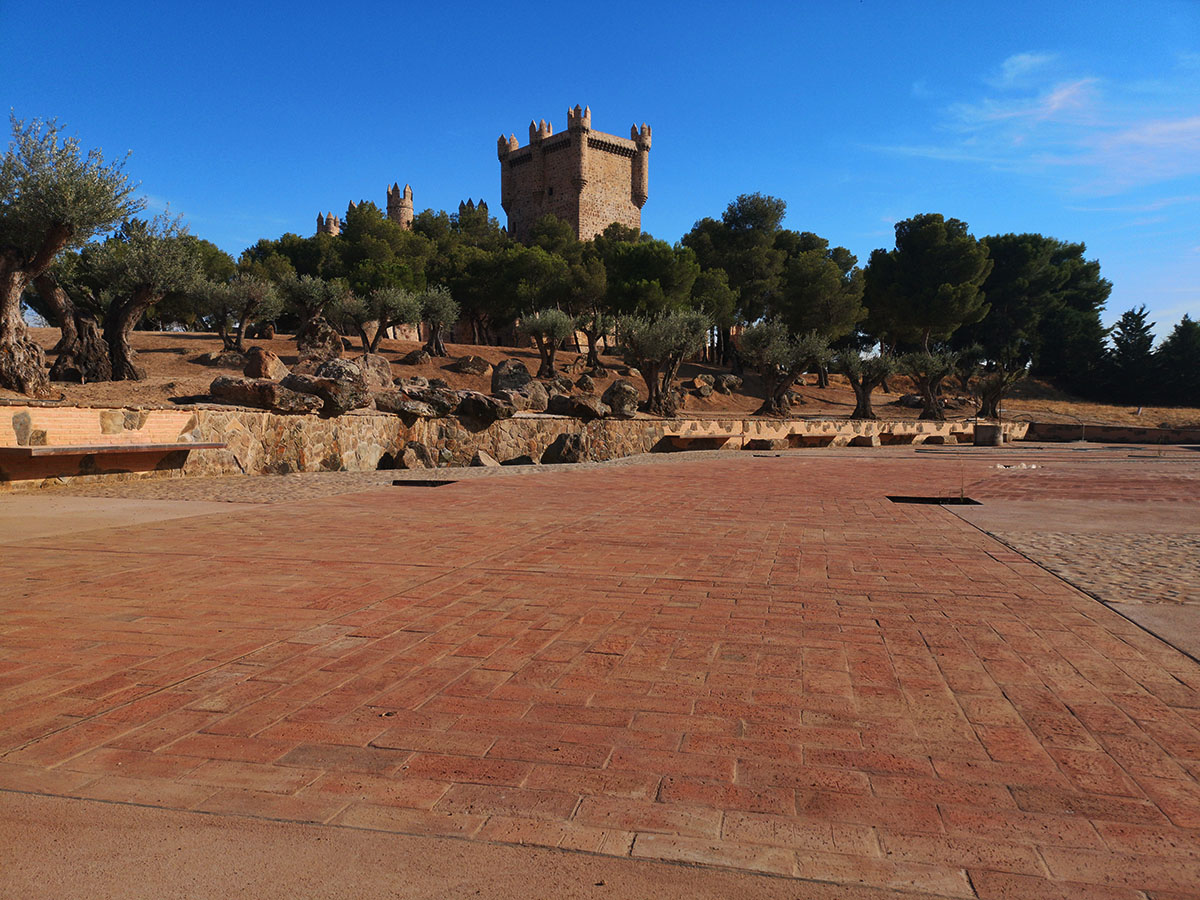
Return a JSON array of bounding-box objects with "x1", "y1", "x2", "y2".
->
[{"x1": 497, "y1": 105, "x2": 650, "y2": 243}]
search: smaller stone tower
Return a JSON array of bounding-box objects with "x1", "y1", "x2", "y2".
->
[
  {"x1": 387, "y1": 183, "x2": 414, "y2": 230},
  {"x1": 316, "y1": 212, "x2": 341, "y2": 237}
]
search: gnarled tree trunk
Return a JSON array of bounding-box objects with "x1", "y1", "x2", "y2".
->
[
  {"x1": 33, "y1": 272, "x2": 79, "y2": 355},
  {"x1": 423, "y1": 327, "x2": 449, "y2": 358},
  {"x1": 50, "y1": 310, "x2": 111, "y2": 383},
  {"x1": 582, "y1": 329, "x2": 602, "y2": 370},
  {"x1": 848, "y1": 377, "x2": 877, "y2": 419},
  {"x1": 103, "y1": 286, "x2": 157, "y2": 381},
  {"x1": 0, "y1": 259, "x2": 52, "y2": 397},
  {"x1": 530, "y1": 333, "x2": 556, "y2": 378}
]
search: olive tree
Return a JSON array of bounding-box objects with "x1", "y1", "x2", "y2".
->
[
  {"x1": 835, "y1": 352, "x2": 897, "y2": 420},
  {"x1": 278, "y1": 274, "x2": 348, "y2": 338},
  {"x1": 619, "y1": 310, "x2": 710, "y2": 416},
  {"x1": 419, "y1": 285, "x2": 459, "y2": 357},
  {"x1": 900, "y1": 350, "x2": 959, "y2": 421},
  {"x1": 339, "y1": 286, "x2": 422, "y2": 352},
  {"x1": 0, "y1": 116, "x2": 143, "y2": 395},
  {"x1": 739, "y1": 319, "x2": 830, "y2": 416},
  {"x1": 519, "y1": 308, "x2": 576, "y2": 377},
  {"x1": 198, "y1": 274, "x2": 283, "y2": 353},
  {"x1": 88, "y1": 217, "x2": 203, "y2": 380}
]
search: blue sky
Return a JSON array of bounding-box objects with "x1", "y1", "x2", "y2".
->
[{"x1": 4, "y1": 1, "x2": 1198, "y2": 334}]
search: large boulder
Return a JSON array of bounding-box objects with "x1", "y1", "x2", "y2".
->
[
  {"x1": 570, "y1": 394, "x2": 610, "y2": 420},
  {"x1": 575, "y1": 373, "x2": 596, "y2": 393},
  {"x1": 199, "y1": 349, "x2": 246, "y2": 368},
  {"x1": 209, "y1": 376, "x2": 322, "y2": 413},
  {"x1": 601, "y1": 379, "x2": 640, "y2": 419},
  {"x1": 295, "y1": 317, "x2": 344, "y2": 373},
  {"x1": 693, "y1": 382, "x2": 714, "y2": 398},
  {"x1": 243, "y1": 346, "x2": 289, "y2": 380},
  {"x1": 281, "y1": 359, "x2": 371, "y2": 416},
  {"x1": 399, "y1": 348, "x2": 431, "y2": 366},
  {"x1": 495, "y1": 389, "x2": 530, "y2": 411},
  {"x1": 548, "y1": 374, "x2": 574, "y2": 395},
  {"x1": 403, "y1": 386, "x2": 459, "y2": 416},
  {"x1": 519, "y1": 380, "x2": 549, "y2": 412},
  {"x1": 547, "y1": 393, "x2": 573, "y2": 416},
  {"x1": 456, "y1": 391, "x2": 515, "y2": 424},
  {"x1": 714, "y1": 374, "x2": 743, "y2": 395},
  {"x1": 690, "y1": 374, "x2": 715, "y2": 389},
  {"x1": 354, "y1": 354, "x2": 394, "y2": 391},
  {"x1": 451, "y1": 355, "x2": 491, "y2": 376},
  {"x1": 491, "y1": 359, "x2": 532, "y2": 392},
  {"x1": 541, "y1": 433, "x2": 587, "y2": 464},
  {"x1": 373, "y1": 391, "x2": 438, "y2": 418}
]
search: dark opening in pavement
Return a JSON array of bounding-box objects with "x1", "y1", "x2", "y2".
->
[{"x1": 887, "y1": 495, "x2": 981, "y2": 505}]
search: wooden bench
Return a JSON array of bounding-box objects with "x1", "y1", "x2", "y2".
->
[
  {"x1": 0, "y1": 441, "x2": 226, "y2": 485},
  {"x1": 0, "y1": 442, "x2": 225, "y2": 458}
]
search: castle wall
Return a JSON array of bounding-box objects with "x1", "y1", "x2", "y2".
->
[
  {"x1": 580, "y1": 139, "x2": 642, "y2": 238},
  {"x1": 501, "y1": 140, "x2": 580, "y2": 242}
]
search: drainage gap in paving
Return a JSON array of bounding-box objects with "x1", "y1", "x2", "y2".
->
[
  {"x1": 887, "y1": 495, "x2": 981, "y2": 506},
  {"x1": 392, "y1": 479, "x2": 458, "y2": 488}
]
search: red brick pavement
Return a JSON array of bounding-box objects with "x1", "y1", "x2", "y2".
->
[{"x1": 3, "y1": 454, "x2": 1200, "y2": 898}]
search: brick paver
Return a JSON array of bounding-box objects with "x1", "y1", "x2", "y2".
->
[{"x1": 3, "y1": 452, "x2": 1200, "y2": 898}]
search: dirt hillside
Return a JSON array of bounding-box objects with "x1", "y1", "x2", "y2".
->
[{"x1": 5, "y1": 328, "x2": 1197, "y2": 428}]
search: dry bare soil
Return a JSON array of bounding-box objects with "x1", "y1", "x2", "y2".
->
[{"x1": 7, "y1": 328, "x2": 1199, "y2": 428}]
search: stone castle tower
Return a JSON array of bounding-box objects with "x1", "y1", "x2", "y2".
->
[
  {"x1": 316, "y1": 211, "x2": 341, "y2": 236},
  {"x1": 386, "y1": 183, "x2": 414, "y2": 229},
  {"x1": 316, "y1": 183, "x2": 414, "y2": 236},
  {"x1": 497, "y1": 105, "x2": 650, "y2": 243}
]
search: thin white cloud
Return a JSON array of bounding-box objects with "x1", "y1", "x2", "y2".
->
[
  {"x1": 875, "y1": 53, "x2": 1200, "y2": 196},
  {"x1": 987, "y1": 52, "x2": 1057, "y2": 88},
  {"x1": 949, "y1": 78, "x2": 1098, "y2": 129},
  {"x1": 1068, "y1": 194, "x2": 1200, "y2": 213}
]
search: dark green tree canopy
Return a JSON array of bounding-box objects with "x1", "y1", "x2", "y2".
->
[
  {"x1": 864, "y1": 213, "x2": 992, "y2": 349},
  {"x1": 1155, "y1": 314, "x2": 1200, "y2": 406},
  {"x1": 1106, "y1": 305, "x2": 1155, "y2": 402},
  {"x1": 682, "y1": 193, "x2": 788, "y2": 323},
  {"x1": 776, "y1": 232, "x2": 864, "y2": 342},
  {"x1": 1028, "y1": 240, "x2": 1111, "y2": 387}
]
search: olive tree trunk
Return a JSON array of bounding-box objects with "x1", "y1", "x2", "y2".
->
[
  {"x1": 0, "y1": 257, "x2": 53, "y2": 397},
  {"x1": 103, "y1": 286, "x2": 157, "y2": 381},
  {"x1": 33, "y1": 272, "x2": 78, "y2": 354},
  {"x1": 423, "y1": 327, "x2": 449, "y2": 357},
  {"x1": 848, "y1": 378, "x2": 877, "y2": 419},
  {"x1": 530, "y1": 333, "x2": 556, "y2": 378}
]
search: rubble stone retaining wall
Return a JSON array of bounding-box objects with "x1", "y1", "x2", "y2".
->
[{"x1": 1, "y1": 403, "x2": 1015, "y2": 490}]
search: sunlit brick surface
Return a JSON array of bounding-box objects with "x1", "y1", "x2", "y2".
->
[{"x1": 3, "y1": 455, "x2": 1199, "y2": 897}]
